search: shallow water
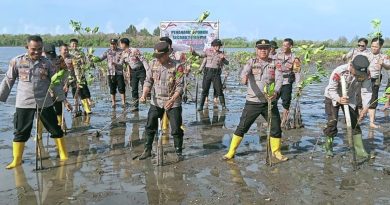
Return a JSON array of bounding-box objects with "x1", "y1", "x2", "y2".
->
[{"x1": 1, "y1": 52, "x2": 390, "y2": 204}]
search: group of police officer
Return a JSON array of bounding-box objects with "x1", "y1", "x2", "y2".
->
[{"x1": 2, "y1": 34, "x2": 389, "y2": 169}]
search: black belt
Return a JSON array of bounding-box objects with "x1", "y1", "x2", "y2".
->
[{"x1": 206, "y1": 67, "x2": 220, "y2": 73}]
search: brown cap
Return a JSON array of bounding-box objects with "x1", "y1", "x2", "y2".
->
[
  {"x1": 255, "y1": 39, "x2": 270, "y2": 48},
  {"x1": 153, "y1": 42, "x2": 171, "y2": 57}
]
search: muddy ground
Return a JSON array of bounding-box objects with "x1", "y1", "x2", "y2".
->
[{"x1": 0, "y1": 71, "x2": 390, "y2": 205}]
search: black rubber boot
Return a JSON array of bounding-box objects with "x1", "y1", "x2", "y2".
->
[
  {"x1": 173, "y1": 136, "x2": 184, "y2": 161},
  {"x1": 139, "y1": 134, "x2": 154, "y2": 160},
  {"x1": 219, "y1": 96, "x2": 228, "y2": 111}
]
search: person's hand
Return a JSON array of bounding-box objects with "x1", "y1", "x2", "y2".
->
[
  {"x1": 164, "y1": 99, "x2": 175, "y2": 110},
  {"x1": 241, "y1": 75, "x2": 248, "y2": 85},
  {"x1": 219, "y1": 53, "x2": 226, "y2": 59},
  {"x1": 64, "y1": 101, "x2": 73, "y2": 112},
  {"x1": 63, "y1": 85, "x2": 68, "y2": 93},
  {"x1": 358, "y1": 107, "x2": 369, "y2": 122},
  {"x1": 338, "y1": 96, "x2": 349, "y2": 105},
  {"x1": 139, "y1": 95, "x2": 146, "y2": 103},
  {"x1": 266, "y1": 93, "x2": 277, "y2": 101}
]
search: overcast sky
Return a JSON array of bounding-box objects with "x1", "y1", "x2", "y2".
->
[{"x1": 1, "y1": 0, "x2": 389, "y2": 41}]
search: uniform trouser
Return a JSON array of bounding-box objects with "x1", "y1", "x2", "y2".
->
[
  {"x1": 323, "y1": 97, "x2": 361, "y2": 137},
  {"x1": 144, "y1": 105, "x2": 184, "y2": 151},
  {"x1": 108, "y1": 75, "x2": 126, "y2": 95},
  {"x1": 278, "y1": 83, "x2": 293, "y2": 110},
  {"x1": 130, "y1": 68, "x2": 146, "y2": 107},
  {"x1": 53, "y1": 101, "x2": 63, "y2": 116},
  {"x1": 201, "y1": 68, "x2": 224, "y2": 98},
  {"x1": 71, "y1": 82, "x2": 91, "y2": 100},
  {"x1": 13, "y1": 106, "x2": 63, "y2": 142},
  {"x1": 234, "y1": 101, "x2": 282, "y2": 138},
  {"x1": 368, "y1": 76, "x2": 381, "y2": 109}
]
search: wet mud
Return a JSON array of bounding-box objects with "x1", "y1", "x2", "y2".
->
[{"x1": 1, "y1": 68, "x2": 390, "y2": 205}]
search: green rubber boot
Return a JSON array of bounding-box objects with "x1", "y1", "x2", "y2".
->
[
  {"x1": 324, "y1": 136, "x2": 334, "y2": 158},
  {"x1": 353, "y1": 134, "x2": 369, "y2": 158}
]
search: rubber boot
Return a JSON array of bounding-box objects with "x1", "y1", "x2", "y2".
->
[
  {"x1": 219, "y1": 96, "x2": 228, "y2": 111},
  {"x1": 197, "y1": 95, "x2": 206, "y2": 111},
  {"x1": 81, "y1": 99, "x2": 91, "y2": 114},
  {"x1": 324, "y1": 136, "x2": 334, "y2": 157},
  {"x1": 54, "y1": 137, "x2": 68, "y2": 161},
  {"x1": 270, "y1": 137, "x2": 288, "y2": 161},
  {"x1": 353, "y1": 134, "x2": 369, "y2": 158},
  {"x1": 162, "y1": 112, "x2": 169, "y2": 134},
  {"x1": 6, "y1": 142, "x2": 25, "y2": 169},
  {"x1": 173, "y1": 136, "x2": 184, "y2": 161},
  {"x1": 139, "y1": 134, "x2": 154, "y2": 160},
  {"x1": 223, "y1": 134, "x2": 243, "y2": 160}
]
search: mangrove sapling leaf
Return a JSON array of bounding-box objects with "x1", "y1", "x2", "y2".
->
[
  {"x1": 92, "y1": 27, "x2": 99, "y2": 34},
  {"x1": 51, "y1": 69, "x2": 66, "y2": 86},
  {"x1": 197, "y1": 11, "x2": 210, "y2": 23},
  {"x1": 84, "y1": 27, "x2": 91, "y2": 33}
]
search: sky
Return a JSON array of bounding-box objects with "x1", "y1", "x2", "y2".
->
[{"x1": 1, "y1": 0, "x2": 390, "y2": 41}]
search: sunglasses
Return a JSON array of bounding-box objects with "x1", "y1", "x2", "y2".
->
[{"x1": 357, "y1": 44, "x2": 366, "y2": 47}]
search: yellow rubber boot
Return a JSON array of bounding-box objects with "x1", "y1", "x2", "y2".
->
[
  {"x1": 222, "y1": 134, "x2": 243, "y2": 160},
  {"x1": 162, "y1": 112, "x2": 169, "y2": 133},
  {"x1": 6, "y1": 142, "x2": 25, "y2": 169},
  {"x1": 81, "y1": 99, "x2": 91, "y2": 114},
  {"x1": 57, "y1": 115, "x2": 62, "y2": 126},
  {"x1": 54, "y1": 138, "x2": 68, "y2": 161},
  {"x1": 37, "y1": 119, "x2": 44, "y2": 140},
  {"x1": 270, "y1": 137, "x2": 288, "y2": 161}
]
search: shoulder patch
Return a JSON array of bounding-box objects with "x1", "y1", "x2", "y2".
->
[{"x1": 332, "y1": 73, "x2": 340, "y2": 82}]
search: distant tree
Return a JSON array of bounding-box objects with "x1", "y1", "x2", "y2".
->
[
  {"x1": 125, "y1": 25, "x2": 138, "y2": 36},
  {"x1": 139, "y1": 28, "x2": 151, "y2": 36},
  {"x1": 153, "y1": 26, "x2": 160, "y2": 36}
]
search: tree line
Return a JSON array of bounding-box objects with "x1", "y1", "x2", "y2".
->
[{"x1": 0, "y1": 24, "x2": 389, "y2": 48}]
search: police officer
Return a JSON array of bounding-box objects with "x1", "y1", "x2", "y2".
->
[
  {"x1": 323, "y1": 55, "x2": 372, "y2": 158},
  {"x1": 118, "y1": 38, "x2": 146, "y2": 112},
  {"x1": 138, "y1": 42, "x2": 185, "y2": 161},
  {"x1": 342, "y1": 38, "x2": 370, "y2": 62},
  {"x1": 0, "y1": 35, "x2": 68, "y2": 169},
  {"x1": 364, "y1": 37, "x2": 390, "y2": 128},
  {"x1": 196, "y1": 39, "x2": 229, "y2": 111},
  {"x1": 97, "y1": 39, "x2": 126, "y2": 108},
  {"x1": 275, "y1": 38, "x2": 301, "y2": 127},
  {"x1": 69, "y1": 38, "x2": 92, "y2": 115},
  {"x1": 223, "y1": 39, "x2": 288, "y2": 162}
]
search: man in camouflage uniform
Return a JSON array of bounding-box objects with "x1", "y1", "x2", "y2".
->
[
  {"x1": 275, "y1": 38, "x2": 301, "y2": 127},
  {"x1": 97, "y1": 39, "x2": 126, "y2": 108},
  {"x1": 363, "y1": 37, "x2": 390, "y2": 128},
  {"x1": 0, "y1": 35, "x2": 68, "y2": 169},
  {"x1": 323, "y1": 55, "x2": 372, "y2": 158},
  {"x1": 69, "y1": 38, "x2": 92, "y2": 115},
  {"x1": 195, "y1": 39, "x2": 229, "y2": 111},
  {"x1": 223, "y1": 39, "x2": 288, "y2": 162},
  {"x1": 342, "y1": 38, "x2": 370, "y2": 62},
  {"x1": 138, "y1": 42, "x2": 185, "y2": 161},
  {"x1": 118, "y1": 38, "x2": 146, "y2": 112}
]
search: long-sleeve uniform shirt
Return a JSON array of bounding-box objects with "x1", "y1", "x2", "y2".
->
[
  {"x1": 344, "y1": 48, "x2": 370, "y2": 62},
  {"x1": 100, "y1": 48, "x2": 123, "y2": 76},
  {"x1": 241, "y1": 58, "x2": 283, "y2": 103},
  {"x1": 197, "y1": 49, "x2": 229, "y2": 70},
  {"x1": 0, "y1": 53, "x2": 65, "y2": 108},
  {"x1": 118, "y1": 48, "x2": 144, "y2": 70},
  {"x1": 365, "y1": 52, "x2": 390, "y2": 79},
  {"x1": 143, "y1": 58, "x2": 184, "y2": 108},
  {"x1": 324, "y1": 64, "x2": 372, "y2": 108},
  {"x1": 275, "y1": 52, "x2": 301, "y2": 85}
]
